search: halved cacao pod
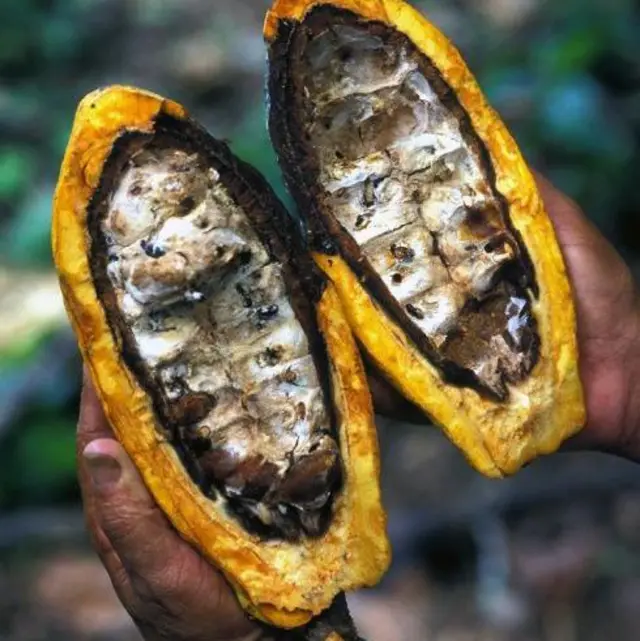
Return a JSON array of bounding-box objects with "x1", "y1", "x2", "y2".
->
[
  {"x1": 52, "y1": 86, "x2": 390, "y2": 628},
  {"x1": 265, "y1": 0, "x2": 586, "y2": 477}
]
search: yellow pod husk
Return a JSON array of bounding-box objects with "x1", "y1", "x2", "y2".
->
[
  {"x1": 265, "y1": 0, "x2": 586, "y2": 477},
  {"x1": 52, "y1": 85, "x2": 390, "y2": 629}
]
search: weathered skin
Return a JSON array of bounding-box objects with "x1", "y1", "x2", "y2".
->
[
  {"x1": 101, "y1": 144, "x2": 339, "y2": 538},
  {"x1": 288, "y1": 15, "x2": 539, "y2": 398}
]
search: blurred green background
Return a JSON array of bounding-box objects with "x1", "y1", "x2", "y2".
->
[{"x1": 1, "y1": 0, "x2": 639, "y2": 640}]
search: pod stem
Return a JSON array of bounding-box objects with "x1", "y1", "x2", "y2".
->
[{"x1": 265, "y1": 593, "x2": 364, "y2": 641}]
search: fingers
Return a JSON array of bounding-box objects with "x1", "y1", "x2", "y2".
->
[
  {"x1": 78, "y1": 382, "x2": 212, "y2": 591},
  {"x1": 77, "y1": 375, "x2": 258, "y2": 641},
  {"x1": 81, "y1": 436, "x2": 191, "y2": 586},
  {"x1": 534, "y1": 173, "x2": 600, "y2": 240},
  {"x1": 535, "y1": 173, "x2": 635, "y2": 326},
  {"x1": 535, "y1": 174, "x2": 591, "y2": 232},
  {"x1": 77, "y1": 371, "x2": 137, "y2": 605},
  {"x1": 76, "y1": 371, "x2": 119, "y2": 545},
  {"x1": 535, "y1": 172, "x2": 622, "y2": 282},
  {"x1": 77, "y1": 374, "x2": 182, "y2": 607},
  {"x1": 535, "y1": 173, "x2": 621, "y2": 267},
  {"x1": 78, "y1": 367, "x2": 113, "y2": 454},
  {"x1": 535, "y1": 173, "x2": 640, "y2": 456}
]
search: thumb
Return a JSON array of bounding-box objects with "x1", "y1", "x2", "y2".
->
[
  {"x1": 82, "y1": 438, "x2": 179, "y2": 582},
  {"x1": 81, "y1": 439, "x2": 259, "y2": 641}
]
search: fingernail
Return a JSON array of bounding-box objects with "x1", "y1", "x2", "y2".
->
[{"x1": 84, "y1": 445, "x2": 122, "y2": 490}]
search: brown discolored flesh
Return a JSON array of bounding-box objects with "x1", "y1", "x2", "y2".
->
[
  {"x1": 88, "y1": 121, "x2": 341, "y2": 540},
  {"x1": 269, "y1": 7, "x2": 540, "y2": 400}
]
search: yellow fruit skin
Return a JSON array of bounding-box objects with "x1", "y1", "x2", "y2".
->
[
  {"x1": 52, "y1": 85, "x2": 390, "y2": 629},
  {"x1": 265, "y1": 0, "x2": 586, "y2": 477}
]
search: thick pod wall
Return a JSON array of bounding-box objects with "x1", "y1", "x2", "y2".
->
[
  {"x1": 265, "y1": 0, "x2": 586, "y2": 477},
  {"x1": 52, "y1": 86, "x2": 390, "y2": 629}
]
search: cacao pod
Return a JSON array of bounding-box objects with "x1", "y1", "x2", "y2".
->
[
  {"x1": 52, "y1": 86, "x2": 390, "y2": 629},
  {"x1": 265, "y1": 0, "x2": 586, "y2": 477}
]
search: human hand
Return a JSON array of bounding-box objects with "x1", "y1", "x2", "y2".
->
[
  {"x1": 535, "y1": 175, "x2": 640, "y2": 460},
  {"x1": 77, "y1": 372, "x2": 264, "y2": 641},
  {"x1": 76, "y1": 174, "x2": 640, "y2": 641}
]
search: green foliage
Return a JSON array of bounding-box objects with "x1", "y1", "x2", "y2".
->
[
  {"x1": 230, "y1": 106, "x2": 290, "y2": 207},
  {"x1": 0, "y1": 331, "x2": 81, "y2": 508},
  {"x1": 0, "y1": 0, "x2": 121, "y2": 267},
  {"x1": 1, "y1": 188, "x2": 55, "y2": 268},
  {"x1": 461, "y1": 0, "x2": 640, "y2": 241},
  {"x1": 0, "y1": 417, "x2": 78, "y2": 508},
  {"x1": 0, "y1": 148, "x2": 36, "y2": 201}
]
